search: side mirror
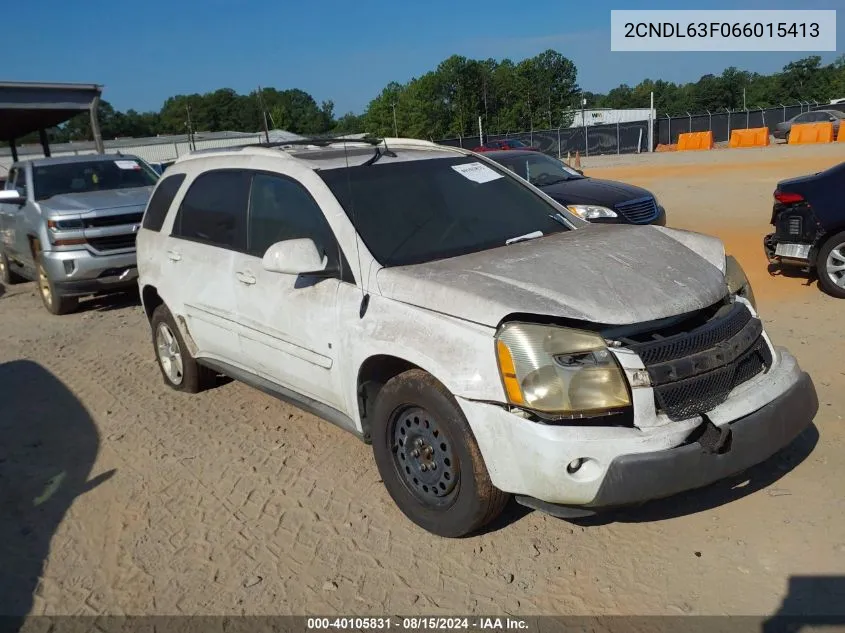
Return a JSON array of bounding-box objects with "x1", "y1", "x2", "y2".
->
[
  {"x1": 262, "y1": 238, "x2": 336, "y2": 277},
  {"x1": 0, "y1": 190, "x2": 25, "y2": 205}
]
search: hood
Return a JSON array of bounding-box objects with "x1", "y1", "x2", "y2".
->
[
  {"x1": 376, "y1": 223, "x2": 728, "y2": 327},
  {"x1": 540, "y1": 177, "x2": 654, "y2": 207},
  {"x1": 38, "y1": 187, "x2": 153, "y2": 216}
]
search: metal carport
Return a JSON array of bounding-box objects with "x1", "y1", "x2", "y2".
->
[{"x1": 0, "y1": 81, "x2": 104, "y2": 163}]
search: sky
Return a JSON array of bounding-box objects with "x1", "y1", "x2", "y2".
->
[{"x1": 4, "y1": 0, "x2": 843, "y2": 116}]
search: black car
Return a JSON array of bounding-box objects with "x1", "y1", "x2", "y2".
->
[
  {"x1": 764, "y1": 161, "x2": 845, "y2": 298},
  {"x1": 484, "y1": 150, "x2": 666, "y2": 226}
]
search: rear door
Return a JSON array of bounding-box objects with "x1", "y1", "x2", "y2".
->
[
  {"x1": 231, "y1": 171, "x2": 347, "y2": 409},
  {"x1": 164, "y1": 169, "x2": 251, "y2": 366}
]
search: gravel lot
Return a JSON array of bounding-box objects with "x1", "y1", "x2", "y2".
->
[{"x1": 2, "y1": 142, "x2": 844, "y2": 618}]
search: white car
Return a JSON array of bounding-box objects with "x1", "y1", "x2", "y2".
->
[{"x1": 136, "y1": 137, "x2": 818, "y2": 537}]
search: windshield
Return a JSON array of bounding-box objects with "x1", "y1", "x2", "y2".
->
[
  {"x1": 492, "y1": 152, "x2": 584, "y2": 187},
  {"x1": 318, "y1": 156, "x2": 573, "y2": 267},
  {"x1": 33, "y1": 158, "x2": 159, "y2": 201}
]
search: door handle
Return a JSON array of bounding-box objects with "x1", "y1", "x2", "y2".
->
[
  {"x1": 167, "y1": 250, "x2": 181, "y2": 262},
  {"x1": 236, "y1": 271, "x2": 256, "y2": 285}
]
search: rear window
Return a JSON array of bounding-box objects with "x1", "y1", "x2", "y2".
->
[
  {"x1": 33, "y1": 159, "x2": 159, "y2": 201},
  {"x1": 318, "y1": 156, "x2": 572, "y2": 267},
  {"x1": 142, "y1": 173, "x2": 186, "y2": 232}
]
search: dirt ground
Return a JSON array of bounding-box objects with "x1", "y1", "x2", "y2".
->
[{"x1": 1, "y1": 142, "x2": 844, "y2": 619}]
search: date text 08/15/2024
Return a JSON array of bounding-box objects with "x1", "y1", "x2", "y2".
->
[
  {"x1": 624, "y1": 22, "x2": 821, "y2": 39},
  {"x1": 306, "y1": 617, "x2": 529, "y2": 630}
]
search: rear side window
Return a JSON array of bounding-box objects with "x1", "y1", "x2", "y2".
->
[
  {"x1": 172, "y1": 170, "x2": 250, "y2": 250},
  {"x1": 142, "y1": 173, "x2": 186, "y2": 232}
]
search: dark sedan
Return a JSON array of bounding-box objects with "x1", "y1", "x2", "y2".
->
[
  {"x1": 485, "y1": 150, "x2": 666, "y2": 225},
  {"x1": 472, "y1": 139, "x2": 541, "y2": 152},
  {"x1": 764, "y1": 160, "x2": 845, "y2": 298}
]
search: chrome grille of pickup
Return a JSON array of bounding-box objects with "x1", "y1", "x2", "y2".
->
[
  {"x1": 614, "y1": 196, "x2": 659, "y2": 224},
  {"x1": 626, "y1": 302, "x2": 772, "y2": 421},
  {"x1": 87, "y1": 234, "x2": 137, "y2": 251}
]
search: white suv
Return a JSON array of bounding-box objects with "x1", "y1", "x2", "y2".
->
[{"x1": 136, "y1": 137, "x2": 817, "y2": 537}]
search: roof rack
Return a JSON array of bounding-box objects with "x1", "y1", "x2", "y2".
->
[{"x1": 247, "y1": 135, "x2": 384, "y2": 149}]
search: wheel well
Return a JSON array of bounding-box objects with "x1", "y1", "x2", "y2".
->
[
  {"x1": 141, "y1": 285, "x2": 163, "y2": 322},
  {"x1": 28, "y1": 235, "x2": 40, "y2": 258},
  {"x1": 357, "y1": 355, "x2": 420, "y2": 442}
]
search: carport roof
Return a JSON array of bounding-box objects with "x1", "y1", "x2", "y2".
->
[{"x1": 0, "y1": 81, "x2": 102, "y2": 142}]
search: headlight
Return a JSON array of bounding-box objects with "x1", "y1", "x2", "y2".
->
[
  {"x1": 725, "y1": 255, "x2": 757, "y2": 310},
  {"x1": 47, "y1": 218, "x2": 84, "y2": 230},
  {"x1": 495, "y1": 322, "x2": 631, "y2": 415},
  {"x1": 566, "y1": 205, "x2": 618, "y2": 220}
]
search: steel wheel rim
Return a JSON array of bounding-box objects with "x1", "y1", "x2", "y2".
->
[
  {"x1": 156, "y1": 323, "x2": 184, "y2": 385},
  {"x1": 825, "y1": 242, "x2": 845, "y2": 288},
  {"x1": 38, "y1": 264, "x2": 52, "y2": 305},
  {"x1": 390, "y1": 406, "x2": 459, "y2": 507}
]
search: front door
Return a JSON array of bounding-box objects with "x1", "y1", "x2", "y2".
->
[
  {"x1": 232, "y1": 171, "x2": 346, "y2": 411},
  {"x1": 165, "y1": 169, "x2": 251, "y2": 366}
]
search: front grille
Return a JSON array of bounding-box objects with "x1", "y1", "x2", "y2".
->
[
  {"x1": 87, "y1": 233, "x2": 137, "y2": 251},
  {"x1": 652, "y1": 337, "x2": 772, "y2": 421},
  {"x1": 84, "y1": 212, "x2": 143, "y2": 228},
  {"x1": 626, "y1": 302, "x2": 773, "y2": 421},
  {"x1": 615, "y1": 196, "x2": 659, "y2": 224},
  {"x1": 629, "y1": 302, "x2": 752, "y2": 365}
]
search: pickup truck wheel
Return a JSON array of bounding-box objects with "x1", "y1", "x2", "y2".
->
[
  {"x1": 372, "y1": 369, "x2": 510, "y2": 537},
  {"x1": 150, "y1": 304, "x2": 213, "y2": 393},
  {"x1": 0, "y1": 251, "x2": 24, "y2": 285},
  {"x1": 36, "y1": 257, "x2": 78, "y2": 315},
  {"x1": 817, "y1": 231, "x2": 845, "y2": 299}
]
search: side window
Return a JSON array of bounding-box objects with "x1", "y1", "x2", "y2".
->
[
  {"x1": 142, "y1": 173, "x2": 186, "y2": 232},
  {"x1": 794, "y1": 113, "x2": 810, "y2": 123},
  {"x1": 7, "y1": 168, "x2": 25, "y2": 196},
  {"x1": 172, "y1": 170, "x2": 250, "y2": 250},
  {"x1": 247, "y1": 173, "x2": 337, "y2": 262}
]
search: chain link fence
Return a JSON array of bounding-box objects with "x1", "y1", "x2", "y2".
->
[{"x1": 438, "y1": 101, "x2": 827, "y2": 157}]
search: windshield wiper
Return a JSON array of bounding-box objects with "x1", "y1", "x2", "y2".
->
[
  {"x1": 505, "y1": 230, "x2": 544, "y2": 245},
  {"x1": 536, "y1": 177, "x2": 570, "y2": 187}
]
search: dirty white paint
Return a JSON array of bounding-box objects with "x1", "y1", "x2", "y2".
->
[{"x1": 137, "y1": 140, "x2": 809, "y2": 508}]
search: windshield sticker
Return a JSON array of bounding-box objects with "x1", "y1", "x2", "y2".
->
[
  {"x1": 114, "y1": 160, "x2": 141, "y2": 170},
  {"x1": 451, "y1": 162, "x2": 504, "y2": 184}
]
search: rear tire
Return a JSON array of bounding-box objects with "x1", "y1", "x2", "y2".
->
[
  {"x1": 371, "y1": 369, "x2": 510, "y2": 537},
  {"x1": 150, "y1": 304, "x2": 214, "y2": 393},
  {"x1": 816, "y1": 231, "x2": 845, "y2": 299},
  {"x1": 36, "y1": 256, "x2": 78, "y2": 315},
  {"x1": 0, "y1": 251, "x2": 24, "y2": 285}
]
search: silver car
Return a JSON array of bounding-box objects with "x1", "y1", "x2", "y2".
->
[
  {"x1": 774, "y1": 109, "x2": 845, "y2": 142},
  {"x1": 0, "y1": 154, "x2": 158, "y2": 314}
]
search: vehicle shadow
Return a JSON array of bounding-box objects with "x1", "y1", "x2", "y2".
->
[
  {"x1": 570, "y1": 424, "x2": 818, "y2": 527},
  {"x1": 80, "y1": 288, "x2": 142, "y2": 313},
  {"x1": 762, "y1": 576, "x2": 845, "y2": 632},
  {"x1": 0, "y1": 360, "x2": 114, "y2": 626},
  {"x1": 767, "y1": 263, "x2": 818, "y2": 288}
]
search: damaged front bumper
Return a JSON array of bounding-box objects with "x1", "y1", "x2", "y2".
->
[{"x1": 461, "y1": 348, "x2": 817, "y2": 516}]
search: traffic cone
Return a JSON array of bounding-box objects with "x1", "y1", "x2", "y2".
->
[
  {"x1": 565, "y1": 151, "x2": 571, "y2": 166},
  {"x1": 574, "y1": 151, "x2": 582, "y2": 170}
]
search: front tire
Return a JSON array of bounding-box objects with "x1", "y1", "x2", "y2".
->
[
  {"x1": 817, "y1": 231, "x2": 845, "y2": 299},
  {"x1": 150, "y1": 304, "x2": 214, "y2": 393},
  {"x1": 371, "y1": 369, "x2": 509, "y2": 537},
  {"x1": 36, "y1": 256, "x2": 78, "y2": 315}
]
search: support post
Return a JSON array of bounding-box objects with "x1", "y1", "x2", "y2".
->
[
  {"x1": 10, "y1": 139, "x2": 19, "y2": 163},
  {"x1": 90, "y1": 95, "x2": 104, "y2": 154},
  {"x1": 39, "y1": 129, "x2": 51, "y2": 157}
]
